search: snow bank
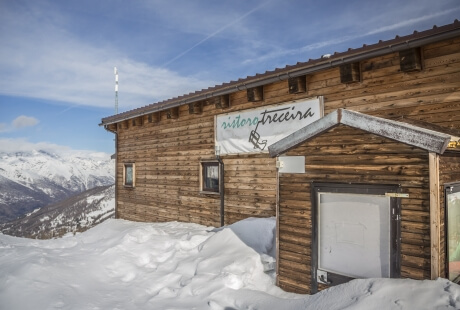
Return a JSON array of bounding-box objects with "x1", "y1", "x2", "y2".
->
[
  {"x1": 213, "y1": 216, "x2": 276, "y2": 257},
  {"x1": 0, "y1": 218, "x2": 459, "y2": 310}
]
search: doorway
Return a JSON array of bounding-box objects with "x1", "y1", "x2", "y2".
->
[
  {"x1": 311, "y1": 183, "x2": 401, "y2": 292},
  {"x1": 445, "y1": 182, "x2": 460, "y2": 284}
]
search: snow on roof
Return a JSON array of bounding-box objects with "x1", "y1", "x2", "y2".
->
[{"x1": 268, "y1": 109, "x2": 453, "y2": 157}]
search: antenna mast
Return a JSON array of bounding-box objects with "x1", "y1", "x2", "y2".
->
[{"x1": 114, "y1": 67, "x2": 119, "y2": 114}]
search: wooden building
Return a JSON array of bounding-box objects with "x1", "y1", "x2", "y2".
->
[{"x1": 100, "y1": 21, "x2": 460, "y2": 293}]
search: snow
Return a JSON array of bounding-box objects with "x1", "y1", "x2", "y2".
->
[
  {"x1": 0, "y1": 149, "x2": 114, "y2": 192},
  {"x1": 0, "y1": 217, "x2": 459, "y2": 310},
  {"x1": 25, "y1": 208, "x2": 41, "y2": 217}
]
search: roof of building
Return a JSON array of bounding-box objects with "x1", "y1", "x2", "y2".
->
[
  {"x1": 101, "y1": 20, "x2": 460, "y2": 126},
  {"x1": 268, "y1": 109, "x2": 458, "y2": 156}
]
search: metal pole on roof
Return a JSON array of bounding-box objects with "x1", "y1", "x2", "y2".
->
[{"x1": 114, "y1": 67, "x2": 119, "y2": 114}]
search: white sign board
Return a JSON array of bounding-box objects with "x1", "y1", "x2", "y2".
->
[
  {"x1": 278, "y1": 156, "x2": 305, "y2": 174},
  {"x1": 215, "y1": 97, "x2": 323, "y2": 155}
]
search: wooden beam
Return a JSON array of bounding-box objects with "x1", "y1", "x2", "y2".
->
[
  {"x1": 288, "y1": 76, "x2": 307, "y2": 94},
  {"x1": 215, "y1": 94, "x2": 230, "y2": 109},
  {"x1": 275, "y1": 165, "x2": 280, "y2": 286},
  {"x1": 399, "y1": 48, "x2": 422, "y2": 72},
  {"x1": 429, "y1": 152, "x2": 441, "y2": 279},
  {"x1": 166, "y1": 107, "x2": 179, "y2": 119},
  {"x1": 148, "y1": 112, "x2": 160, "y2": 123},
  {"x1": 131, "y1": 117, "x2": 143, "y2": 127},
  {"x1": 188, "y1": 102, "x2": 202, "y2": 114},
  {"x1": 339, "y1": 62, "x2": 360, "y2": 84},
  {"x1": 247, "y1": 86, "x2": 263, "y2": 102}
]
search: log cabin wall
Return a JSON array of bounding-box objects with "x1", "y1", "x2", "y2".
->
[
  {"x1": 115, "y1": 35, "x2": 459, "y2": 227},
  {"x1": 439, "y1": 153, "x2": 460, "y2": 278},
  {"x1": 309, "y1": 36, "x2": 460, "y2": 128},
  {"x1": 116, "y1": 91, "x2": 285, "y2": 227},
  {"x1": 116, "y1": 107, "x2": 220, "y2": 226},
  {"x1": 110, "y1": 33, "x2": 460, "y2": 292},
  {"x1": 278, "y1": 125, "x2": 431, "y2": 294}
]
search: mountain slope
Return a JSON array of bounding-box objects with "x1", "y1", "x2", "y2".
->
[
  {"x1": 0, "y1": 149, "x2": 114, "y2": 222},
  {"x1": 1, "y1": 185, "x2": 115, "y2": 239}
]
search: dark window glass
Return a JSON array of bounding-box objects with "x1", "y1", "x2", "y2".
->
[
  {"x1": 202, "y1": 162, "x2": 219, "y2": 192},
  {"x1": 125, "y1": 164, "x2": 133, "y2": 186}
]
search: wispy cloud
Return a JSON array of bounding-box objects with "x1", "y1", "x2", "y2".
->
[
  {"x1": 242, "y1": 6, "x2": 460, "y2": 65},
  {"x1": 364, "y1": 8, "x2": 460, "y2": 36},
  {"x1": 163, "y1": 1, "x2": 271, "y2": 67},
  {"x1": 0, "y1": 0, "x2": 458, "y2": 113},
  {"x1": 0, "y1": 2, "x2": 217, "y2": 111},
  {"x1": 12, "y1": 116, "x2": 39, "y2": 129},
  {"x1": 0, "y1": 115, "x2": 40, "y2": 133}
]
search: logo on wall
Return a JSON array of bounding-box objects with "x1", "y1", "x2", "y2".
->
[{"x1": 215, "y1": 97, "x2": 324, "y2": 155}]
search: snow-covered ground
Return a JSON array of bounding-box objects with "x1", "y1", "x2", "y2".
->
[{"x1": 0, "y1": 217, "x2": 459, "y2": 310}]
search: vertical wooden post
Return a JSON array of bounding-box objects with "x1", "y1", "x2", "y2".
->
[
  {"x1": 429, "y1": 152, "x2": 441, "y2": 279},
  {"x1": 275, "y1": 158, "x2": 280, "y2": 286}
]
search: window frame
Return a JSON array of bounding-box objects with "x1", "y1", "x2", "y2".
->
[
  {"x1": 445, "y1": 182, "x2": 460, "y2": 284},
  {"x1": 123, "y1": 163, "x2": 135, "y2": 188},
  {"x1": 200, "y1": 160, "x2": 220, "y2": 194}
]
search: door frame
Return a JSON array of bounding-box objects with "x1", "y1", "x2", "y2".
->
[
  {"x1": 445, "y1": 181, "x2": 460, "y2": 283},
  {"x1": 310, "y1": 182, "x2": 402, "y2": 293}
]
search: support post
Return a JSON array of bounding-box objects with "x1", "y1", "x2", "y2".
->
[
  {"x1": 429, "y1": 152, "x2": 441, "y2": 279},
  {"x1": 275, "y1": 157, "x2": 280, "y2": 286}
]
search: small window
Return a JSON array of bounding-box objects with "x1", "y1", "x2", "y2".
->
[
  {"x1": 123, "y1": 163, "x2": 135, "y2": 187},
  {"x1": 201, "y1": 161, "x2": 220, "y2": 193}
]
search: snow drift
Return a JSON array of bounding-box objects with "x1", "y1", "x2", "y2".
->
[{"x1": 0, "y1": 217, "x2": 459, "y2": 309}]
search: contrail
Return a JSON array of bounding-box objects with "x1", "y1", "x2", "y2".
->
[
  {"x1": 163, "y1": 1, "x2": 272, "y2": 67},
  {"x1": 243, "y1": 7, "x2": 460, "y2": 65},
  {"x1": 364, "y1": 7, "x2": 460, "y2": 36}
]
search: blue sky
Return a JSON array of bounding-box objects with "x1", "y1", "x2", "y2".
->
[{"x1": 0, "y1": 0, "x2": 459, "y2": 155}]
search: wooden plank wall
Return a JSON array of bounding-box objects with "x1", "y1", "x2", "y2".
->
[
  {"x1": 117, "y1": 110, "x2": 220, "y2": 226},
  {"x1": 116, "y1": 94, "x2": 278, "y2": 227},
  {"x1": 278, "y1": 126, "x2": 431, "y2": 293},
  {"x1": 114, "y1": 35, "x2": 460, "y2": 292},
  {"x1": 439, "y1": 153, "x2": 460, "y2": 278},
  {"x1": 275, "y1": 37, "x2": 460, "y2": 293}
]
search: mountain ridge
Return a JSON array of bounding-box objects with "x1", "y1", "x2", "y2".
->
[
  {"x1": 0, "y1": 149, "x2": 114, "y2": 223},
  {"x1": 1, "y1": 184, "x2": 115, "y2": 239}
]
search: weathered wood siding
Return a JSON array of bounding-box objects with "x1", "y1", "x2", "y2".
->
[
  {"x1": 278, "y1": 125, "x2": 431, "y2": 293},
  {"x1": 113, "y1": 35, "x2": 460, "y2": 293},
  {"x1": 116, "y1": 96, "x2": 278, "y2": 227},
  {"x1": 313, "y1": 36, "x2": 460, "y2": 128},
  {"x1": 439, "y1": 153, "x2": 460, "y2": 277}
]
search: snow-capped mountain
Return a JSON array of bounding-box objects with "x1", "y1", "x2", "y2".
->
[
  {"x1": 0, "y1": 149, "x2": 114, "y2": 223},
  {"x1": 1, "y1": 185, "x2": 115, "y2": 239}
]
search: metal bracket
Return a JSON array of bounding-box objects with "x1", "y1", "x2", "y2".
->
[
  {"x1": 276, "y1": 158, "x2": 284, "y2": 169},
  {"x1": 385, "y1": 193, "x2": 409, "y2": 198},
  {"x1": 317, "y1": 270, "x2": 331, "y2": 285}
]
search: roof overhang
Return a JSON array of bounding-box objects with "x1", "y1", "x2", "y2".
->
[
  {"x1": 268, "y1": 109, "x2": 455, "y2": 157},
  {"x1": 100, "y1": 20, "x2": 460, "y2": 127}
]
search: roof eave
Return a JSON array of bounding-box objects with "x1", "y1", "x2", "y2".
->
[
  {"x1": 100, "y1": 21, "x2": 460, "y2": 126},
  {"x1": 268, "y1": 109, "x2": 452, "y2": 157}
]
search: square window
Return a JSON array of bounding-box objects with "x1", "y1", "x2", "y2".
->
[
  {"x1": 123, "y1": 163, "x2": 135, "y2": 187},
  {"x1": 201, "y1": 161, "x2": 220, "y2": 193}
]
